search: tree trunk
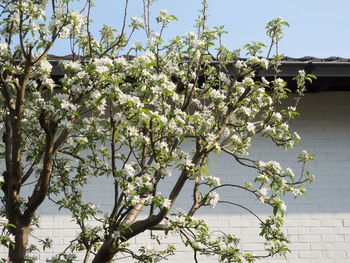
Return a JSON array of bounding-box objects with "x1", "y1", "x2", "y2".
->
[
  {"x1": 92, "y1": 243, "x2": 116, "y2": 263},
  {"x1": 8, "y1": 224, "x2": 30, "y2": 263}
]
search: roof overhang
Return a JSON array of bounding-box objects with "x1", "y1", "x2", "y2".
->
[{"x1": 48, "y1": 55, "x2": 350, "y2": 92}]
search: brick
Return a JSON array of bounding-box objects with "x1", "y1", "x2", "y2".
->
[
  {"x1": 287, "y1": 259, "x2": 313, "y2": 263},
  {"x1": 286, "y1": 220, "x2": 320, "y2": 227},
  {"x1": 207, "y1": 218, "x2": 228, "y2": 227},
  {"x1": 299, "y1": 235, "x2": 321, "y2": 243},
  {"x1": 333, "y1": 227, "x2": 350, "y2": 234},
  {"x1": 324, "y1": 251, "x2": 347, "y2": 259},
  {"x1": 333, "y1": 243, "x2": 350, "y2": 251},
  {"x1": 241, "y1": 228, "x2": 261, "y2": 236},
  {"x1": 287, "y1": 227, "x2": 310, "y2": 235},
  {"x1": 241, "y1": 243, "x2": 265, "y2": 251},
  {"x1": 321, "y1": 250, "x2": 335, "y2": 259},
  {"x1": 289, "y1": 242, "x2": 310, "y2": 251},
  {"x1": 322, "y1": 235, "x2": 345, "y2": 243},
  {"x1": 310, "y1": 242, "x2": 332, "y2": 250},
  {"x1": 51, "y1": 237, "x2": 64, "y2": 245},
  {"x1": 39, "y1": 220, "x2": 63, "y2": 229},
  {"x1": 320, "y1": 219, "x2": 343, "y2": 227},
  {"x1": 52, "y1": 229, "x2": 77, "y2": 238},
  {"x1": 288, "y1": 235, "x2": 299, "y2": 242},
  {"x1": 32, "y1": 229, "x2": 53, "y2": 237},
  {"x1": 299, "y1": 251, "x2": 322, "y2": 258},
  {"x1": 228, "y1": 218, "x2": 252, "y2": 227},
  {"x1": 310, "y1": 227, "x2": 333, "y2": 235}
]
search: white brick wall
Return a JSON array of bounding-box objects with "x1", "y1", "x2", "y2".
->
[{"x1": 1, "y1": 92, "x2": 350, "y2": 262}]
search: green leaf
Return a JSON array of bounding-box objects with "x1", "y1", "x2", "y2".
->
[
  {"x1": 273, "y1": 206, "x2": 278, "y2": 216},
  {"x1": 281, "y1": 21, "x2": 290, "y2": 27}
]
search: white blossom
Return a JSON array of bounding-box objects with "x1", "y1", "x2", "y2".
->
[
  {"x1": 184, "y1": 158, "x2": 194, "y2": 169},
  {"x1": 208, "y1": 175, "x2": 220, "y2": 186},
  {"x1": 206, "y1": 133, "x2": 217, "y2": 146},
  {"x1": 63, "y1": 60, "x2": 81, "y2": 71},
  {"x1": 241, "y1": 106, "x2": 251, "y2": 117},
  {"x1": 235, "y1": 60, "x2": 245, "y2": 69},
  {"x1": 261, "y1": 77, "x2": 270, "y2": 85},
  {"x1": 219, "y1": 72, "x2": 230, "y2": 85},
  {"x1": 162, "y1": 198, "x2": 171, "y2": 209},
  {"x1": 77, "y1": 136, "x2": 88, "y2": 144},
  {"x1": 257, "y1": 174, "x2": 269, "y2": 182},
  {"x1": 285, "y1": 167, "x2": 295, "y2": 178},
  {"x1": 280, "y1": 178, "x2": 287, "y2": 187},
  {"x1": 208, "y1": 191, "x2": 219, "y2": 208},
  {"x1": 280, "y1": 201, "x2": 287, "y2": 211},
  {"x1": 147, "y1": 32, "x2": 160, "y2": 48},
  {"x1": 38, "y1": 59, "x2": 52, "y2": 74},
  {"x1": 272, "y1": 112, "x2": 282, "y2": 121},
  {"x1": 9, "y1": 12, "x2": 20, "y2": 23},
  {"x1": 133, "y1": 41, "x2": 142, "y2": 49},
  {"x1": 112, "y1": 230, "x2": 120, "y2": 239},
  {"x1": 124, "y1": 163, "x2": 136, "y2": 176},
  {"x1": 159, "y1": 9, "x2": 168, "y2": 18},
  {"x1": 131, "y1": 17, "x2": 144, "y2": 28},
  {"x1": 242, "y1": 77, "x2": 254, "y2": 85},
  {"x1": 145, "y1": 194, "x2": 153, "y2": 205},
  {"x1": 94, "y1": 57, "x2": 112, "y2": 74},
  {"x1": 291, "y1": 187, "x2": 302, "y2": 196},
  {"x1": 210, "y1": 89, "x2": 225, "y2": 100},
  {"x1": 0, "y1": 41, "x2": 8, "y2": 55},
  {"x1": 258, "y1": 187, "x2": 268, "y2": 198},
  {"x1": 127, "y1": 126, "x2": 138, "y2": 137},
  {"x1": 258, "y1": 161, "x2": 266, "y2": 169},
  {"x1": 260, "y1": 58, "x2": 269, "y2": 69},
  {"x1": 153, "y1": 163, "x2": 161, "y2": 170},
  {"x1": 247, "y1": 122, "x2": 255, "y2": 133},
  {"x1": 292, "y1": 132, "x2": 300, "y2": 141},
  {"x1": 298, "y1": 70, "x2": 305, "y2": 76},
  {"x1": 135, "y1": 177, "x2": 143, "y2": 187},
  {"x1": 132, "y1": 195, "x2": 141, "y2": 206},
  {"x1": 186, "y1": 31, "x2": 196, "y2": 40},
  {"x1": 267, "y1": 160, "x2": 282, "y2": 171},
  {"x1": 231, "y1": 134, "x2": 241, "y2": 143},
  {"x1": 88, "y1": 203, "x2": 99, "y2": 210},
  {"x1": 274, "y1": 78, "x2": 285, "y2": 88}
]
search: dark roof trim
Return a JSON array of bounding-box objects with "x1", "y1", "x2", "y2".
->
[
  {"x1": 259, "y1": 61, "x2": 350, "y2": 78},
  {"x1": 46, "y1": 55, "x2": 350, "y2": 91},
  {"x1": 48, "y1": 55, "x2": 350, "y2": 78},
  {"x1": 253, "y1": 56, "x2": 350, "y2": 78}
]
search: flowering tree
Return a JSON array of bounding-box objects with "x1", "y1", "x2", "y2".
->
[{"x1": 0, "y1": 0, "x2": 315, "y2": 262}]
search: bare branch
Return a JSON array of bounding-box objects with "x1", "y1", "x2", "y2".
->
[
  {"x1": 21, "y1": 151, "x2": 43, "y2": 184},
  {"x1": 221, "y1": 147, "x2": 256, "y2": 169},
  {"x1": 86, "y1": 0, "x2": 93, "y2": 58},
  {"x1": 99, "y1": 0, "x2": 129, "y2": 58},
  {"x1": 218, "y1": 200, "x2": 264, "y2": 224}
]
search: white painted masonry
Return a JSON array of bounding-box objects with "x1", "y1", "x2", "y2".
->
[{"x1": 1, "y1": 92, "x2": 349, "y2": 262}]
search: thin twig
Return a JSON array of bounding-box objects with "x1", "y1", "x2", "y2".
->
[{"x1": 218, "y1": 200, "x2": 264, "y2": 224}]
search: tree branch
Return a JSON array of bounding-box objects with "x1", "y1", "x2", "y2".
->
[
  {"x1": 23, "y1": 119, "x2": 57, "y2": 221},
  {"x1": 218, "y1": 200, "x2": 264, "y2": 224},
  {"x1": 99, "y1": 0, "x2": 129, "y2": 58},
  {"x1": 21, "y1": 151, "x2": 43, "y2": 184}
]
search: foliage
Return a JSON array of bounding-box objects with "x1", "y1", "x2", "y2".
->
[{"x1": 0, "y1": 0, "x2": 314, "y2": 262}]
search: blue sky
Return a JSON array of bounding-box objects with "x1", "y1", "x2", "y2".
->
[{"x1": 52, "y1": 0, "x2": 350, "y2": 58}]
